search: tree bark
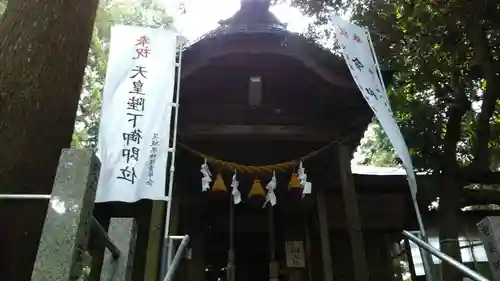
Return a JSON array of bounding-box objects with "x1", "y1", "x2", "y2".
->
[
  {"x1": 468, "y1": 19, "x2": 499, "y2": 171},
  {"x1": 0, "y1": 0, "x2": 98, "y2": 280}
]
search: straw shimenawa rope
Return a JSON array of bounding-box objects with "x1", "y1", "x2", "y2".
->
[{"x1": 178, "y1": 118, "x2": 367, "y2": 175}]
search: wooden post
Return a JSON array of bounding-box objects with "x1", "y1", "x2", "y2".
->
[
  {"x1": 228, "y1": 196, "x2": 236, "y2": 281},
  {"x1": 338, "y1": 145, "x2": 370, "y2": 281},
  {"x1": 268, "y1": 205, "x2": 279, "y2": 281},
  {"x1": 304, "y1": 215, "x2": 313, "y2": 281},
  {"x1": 404, "y1": 237, "x2": 418, "y2": 280},
  {"x1": 316, "y1": 190, "x2": 334, "y2": 281},
  {"x1": 144, "y1": 200, "x2": 166, "y2": 281}
]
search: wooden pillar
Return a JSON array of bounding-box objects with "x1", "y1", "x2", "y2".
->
[
  {"x1": 144, "y1": 183, "x2": 181, "y2": 280},
  {"x1": 268, "y1": 206, "x2": 279, "y2": 281},
  {"x1": 316, "y1": 190, "x2": 334, "y2": 281},
  {"x1": 284, "y1": 209, "x2": 306, "y2": 281},
  {"x1": 187, "y1": 194, "x2": 205, "y2": 281},
  {"x1": 144, "y1": 200, "x2": 166, "y2": 281},
  {"x1": 404, "y1": 237, "x2": 418, "y2": 281},
  {"x1": 187, "y1": 231, "x2": 205, "y2": 281},
  {"x1": 338, "y1": 145, "x2": 370, "y2": 281}
]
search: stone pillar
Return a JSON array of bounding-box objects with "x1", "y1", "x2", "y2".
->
[
  {"x1": 338, "y1": 145, "x2": 369, "y2": 281},
  {"x1": 30, "y1": 148, "x2": 100, "y2": 281},
  {"x1": 88, "y1": 214, "x2": 110, "y2": 281},
  {"x1": 100, "y1": 218, "x2": 138, "y2": 281},
  {"x1": 316, "y1": 190, "x2": 334, "y2": 281}
]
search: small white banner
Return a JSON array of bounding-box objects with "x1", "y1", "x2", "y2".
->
[
  {"x1": 333, "y1": 18, "x2": 418, "y2": 197},
  {"x1": 285, "y1": 241, "x2": 306, "y2": 268},
  {"x1": 477, "y1": 217, "x2": 500, "y2": 279},
  {"x1": 96, "y1": 25, "x2": 178, "y2": 202}
]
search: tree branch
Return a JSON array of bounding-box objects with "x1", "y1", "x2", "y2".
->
[
  {"x1": 467, "y1": 4, "x2": 499, "y2": 171},
  {"x1": 442, "y1": 71, "x2": 470, "y2": 173}
]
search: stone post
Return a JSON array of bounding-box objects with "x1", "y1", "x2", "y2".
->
[
  {"x1": 30, "y1": 148, "x2": 100, "y2": 281},
  {"x1": 100, "y1": 218, "x2": 138, "y2": 281}
]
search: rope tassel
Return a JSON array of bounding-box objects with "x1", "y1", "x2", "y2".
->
[
  {"x1": 200, "y1": 158, "x2": 212, "y2": 192},
  {"x1": 231, "y1": 171, "x2": 241, "y2": 204},
  {"x1": 263, "y1": 171, "x2": 277, "y2": 207}
]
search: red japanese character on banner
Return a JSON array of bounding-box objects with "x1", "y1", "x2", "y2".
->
[
  {"x1": 133, "y1": 35, "x2": 151, "y2": 59},
  {"x1": 353, "y1": 34, "x2": 362, "y2": 43},
  {"x1": 134, "y1": 47, "x2": 151, "y2": 59},
  {"x1": 135, "y1": 35, "x2": 150, "y2": 47}
]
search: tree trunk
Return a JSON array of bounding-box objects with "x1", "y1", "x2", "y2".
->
[
  {"x1": 439, "y1": 71, "x2": 468, "y2": 281},
  {"x1": 468, "y1": 19, "x2": 499, "y2": 171},
  {"x1": 0, "y1": 1, "x2": 98, "y2": 280},
  {"x1": 439, "y1": 178, "x2": 463, "y2": 281}
]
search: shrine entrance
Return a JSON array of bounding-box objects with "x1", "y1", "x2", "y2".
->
[{"x1": 160, "y1": 0, "x2": 403, "y2": 281}]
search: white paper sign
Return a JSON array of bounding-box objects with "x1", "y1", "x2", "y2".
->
[
  {"x1": 477, "y1": 217, "x2": 500, "y2": 279},
  {"x1": 333, "y1": 18, "x2": 418, "y2": 197},
  {"x1": 96, "y1": 25, "x2": 178, "y2": 202},
  {"x1": 285, "y1": 241, "x2": 306, "y2": 268}
]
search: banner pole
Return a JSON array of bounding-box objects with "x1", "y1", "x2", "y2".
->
[
  {"x1": 160, "y1": 42, "x2": 183, "y2": 280},
  {"x1": 365, "y1": 29, "x2": 435, "y2": 281}
]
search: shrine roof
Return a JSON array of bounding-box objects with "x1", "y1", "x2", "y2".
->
[{"x1": 177, "y1": 0, "x2": 394, "y2": 156}]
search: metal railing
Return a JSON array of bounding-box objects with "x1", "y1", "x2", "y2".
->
[
  {"x1": 163, "y1": 235, "x2": 190, "y2": 281},
  {"x1": 403, "y1": 230, "x2": 490, "y2": 281},
  {"x1": 0, "y1": 193, "x2": 121, "y2": 259}
]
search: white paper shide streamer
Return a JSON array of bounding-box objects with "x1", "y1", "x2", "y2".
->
[
  {"x1": 201, "y1": 158, "x2": 212, "y2": 192},
  {"x1": 298, "y1": 161, "x2": 312, "y2": 198},
  {"x1": 231, "y1": 171, "x2": 242, "y2": 204},
  {"x1": 96, "y1": 25, "x2": 177, "y2": 202},
  {"x1": 332, "y1": 17, "x2": 418, "y2": 198},
  {"x1": 264, "y1": 171, "x2": 277, "y2": 207}
]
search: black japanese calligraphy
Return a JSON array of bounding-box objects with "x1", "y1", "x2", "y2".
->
[
  {"x1": 130, "y1": 66, "x2": 147, "y2": 79},
  {"x1": 127, "y1": 112, "x2": 143, "y2": 128},
  {"x1": 129, "y1": 80, "x2": 145, "y2": 95},
  {"x1": 122, "y1": 147, "x2": 140, "y2": 163},
  {"x1": 127, "y1": 96, "x2": 145, "y2": 111},
  {"x1": 117, "y1": 166, "x2": 137, "y2": 184},
  {"x1": 480, "y1": 225, "x2": 492, "y2": 236},
  {"x1": 146, "y1": 133, "x2": 160, "y2": 186},
  {"x1": 117, "y1": 39, "x2": 151, "y2": 183},
  {"x1": 365, "y1": 88, "x2": 379, "y2": 100},
  {"x1": 338, "y1": 26, "x2": 348, "y2": 38},
  {"x1": 123, "y1": 129, "x2": 143, "y2": 145},
  {"x1": 352, "y1": 57, "x2": 364, "y2": 71}
]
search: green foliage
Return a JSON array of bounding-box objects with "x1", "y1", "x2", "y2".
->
[
  {"x1": 355, "y1": 122, "x2": 399, "y2": 167},
  {"x1": 296, "y1": 0, "x2": 500, "y2": 171},
  {"x1": 71, "y1": 0, "x2": 181, "y2": 150},
  {"x1": 0, "y1": 0, "x2": 6, "y2": 16}
]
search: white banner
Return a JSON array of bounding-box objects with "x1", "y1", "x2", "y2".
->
[
  {"x1": 333, "y1": 18, "x2": 418, "y2": 197},
  {"x1": 96, "y1": 25, "x2": 178, "y2": 202}
]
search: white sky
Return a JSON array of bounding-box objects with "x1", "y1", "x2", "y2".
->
[{"x1": 171, "y1": 0, "x2": 314, "y2": 40}]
